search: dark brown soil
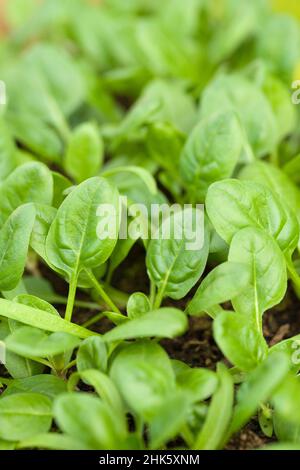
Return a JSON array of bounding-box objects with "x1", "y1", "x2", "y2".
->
[
  {"x1": 263, "y1": 289, "x2": 300, "y2": 344},
  {"x1": 162, "y1": 316, "x2": 222, "y2": 369},
  {"x1": 226, "y1": 421, "x2": 269, "y2": 450}
]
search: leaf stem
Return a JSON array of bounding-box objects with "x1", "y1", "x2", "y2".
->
[
  {"x1": 153, "y1": 284, "x2": 165, "y2": 310},
  {"x1": 81, "y1": 312, "x2": 105, "y2": 328},
  {"x1": 149, "y1": 281, "x2": 156, "y2": 309},
  {"x1": 26, "y1": 356, "x2": 53, "y2": 368},
  {"x1": 63, "y1": 359, "x2": 77, "y2": 372},
  {"x1": 65, "y1": 273, "x2": 78, "y2": 322},
  {"x1": 85, "y1": 270, "x2": 121, "y2": 314},
  {"x1": 181, "y1": 424, "x2": 194, "y2": 448},
  {"x1": 103, "y1": 285, "x2": 129, "y2": 308},
  {"x1": 105, "y1": 266, "x2": 113, "y2": 285},
  {"x1": 270, "y1": 149, "x2": 279, "y2": 167},
  {"x1": 49, "y1": 295, "x2": 102, "y2": 311}
]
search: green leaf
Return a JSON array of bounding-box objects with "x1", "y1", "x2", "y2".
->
[
  {"x1": 0, "y1": 204, "x2": 36, "y2": 291},
  {"x1": 0, "y1": 118, "x2": 16, "y2": 181},
  {"x1": 228, "y1": 352, "x2": 290, "y2": 437},
  {"x1": 258, "y1": 406, "x2": 273, "y2": 438},
  {"x1": 109, "y1": 341, "x2": 175, "y2": 420},
  {"x1": 200, "y1": 74, "x2": 277, "y2": 157},
  {"x1": 228, "y1": 227, "x2": 287, "y2": 324},
  {"x1": 273, "y1": 409, "x2": 300, "y2": 443},
  {"x1": 46, "y1": 176, "x2": 119, "y2": 280},
  {"x1": 256, "y1": 15, "x2": 300, "y2": 82},
  {"x1": 52, "y1": 171, "x2": 72, "y2": 208},
  {"x1": 0, "y1": 393, "x2": 52, "y2": 441},
  {"x1": 23, "y1": 277, "x2": 59, "y2": 303},
  {"x1": 0, "y1": 439, "x2": 16, "y2": 450},
  {"x1": 6, "y1": 111, "x2": 63, "y2": 163},
  {"x1": 2, "y1": 375, "x2": 67, "y2": 400},
  {"x1": 262, "y1": 73, "x2": 296, "y2": 140},
  {"x1": 77, "y1": 336, "x2": 108, "y2": 373},
  {"x1": 213, "y1": 311, "x2": 268, "y2": 371},
  {"x1": 127, "y1": 292, "x2": 151, "y2": 319},
  {"x1": 13, "y1": 294, "x2": 59, "y2": 317},
  {"x1": 102, "y1": 165, "x2": 157, "y2": 195},
  {"x1": 78, "y1": 370, "x2": 123, "y2": 415},
  {"x1": 5, "y1": 326, "x2": 81, "y2": 358},
  {"x1": 0, "y1": 319, "x2": 43, "y2": 379},
  {"x1": 239, "y1": 161, "x2": 300, "y2": 257},
  {"x1": 193, "y1": 363, "x2": 233, "y2": 450},
  {"x1": 30, "y1": 204, "x2": 57, "y2": 260},
  {"x1": 146, "y1": 121, "x2": 183, "y2": 174},
  {"x1": 2, "y1": 279, "x2": 27, "y2": 301},
  {"x1": 146, "y1": 207, "x2": 209, "y2": 301},
  {"x1": 112, "y1": 79, "x2": 196, "y2": 142},
  {"x1": 102, "y1": 310, "x2": 128, "y2": 325},
  {"x1": 187, "y1": 262, "x2": 251, "y2": 316},
  {"x1": 272, "y1": 374, "x2": 300, "y2": 425},
  {"x1": 18, "y1": 433, "x2": 88, "y2": 450},
  {"x1": 270, "y1": 334, "x2": 300, "y2": 373},
  {"x1": 23, "y1": 42, "x2": 85, "y2": 116},
  {"x1": 239, "y1": 161, "x2": 300, "y2": 227},
  {"x1": 64, "y1": 123, "x2": 103, "y2": 183},
  {"x1": 180, "y1": 111, "x2": 244, "y2": 199},
  {"x1": 103, "y1": 308, "x2": 188, "y2": 342},
  {"x1": 0, "y1": 162, "x2": 53, "y2": 227},
  {"x1": 261, "y1": 443, "x2": 300, "y2": 451},
  {"x1": 206, "y1": 179, "x2": 299, "y2": 255},
  {"x1": 149, "y1": 391, "x2": 190, "y2": 449},
  {"x1": 53, "y1": 393, "x2": 127, "y2": 450},
  {"x1": 5, "y1": 0, "x2": 41, "y2": 28},
  {"x1": 175, "y1": 365, "x2": 218, "y2": 403},
  {"x1": 0, "y1": 298, "x2": 96, "y2": 338},
  {"x1": 108, "y1": 236, "x2": 136, "y2": 276},
  {"x1": 283, "y1": 154, "x2": 300, "y2": 185},
  {"x1": 206, "y1": 1, "x2": 264, "y2": 63}
]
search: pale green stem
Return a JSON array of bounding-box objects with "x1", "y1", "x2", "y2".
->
[
  {"x1": 85, "y1": 270, "x2": 121, "y2": 314},
  {"x1": 153, "y1": 284, "x2": 165, "y2": 310},
  {"x1": 48, "y1": 295, "x2": 102, "y2": 311},
  {"x1": 65, "y1": 274, "x2": 78, "y2": 322},
  {"x1": 149, "y1": 281, "x2": 156, "y2": 309},
  {"x1": 27, "y1": 356, "x2": 53, "y2": 368},
  {"x1": 270, "y1": 149, "x2": 279, "y2": 167},
  {"x1": 181, "y1": 424, "x2": 194, "y2": 448},
  {"x1": 105, "y1": 265, "x2": 113, "y2": 284},
  {"x1": 81, "y1": 312, "x2": 105, "y2": 328},
  {"x1": 104, "y1": 285, "x2": 129, "y2": 308},
  {"x1": 62, "y1": 359, "x2": 77, "y2": 372}
]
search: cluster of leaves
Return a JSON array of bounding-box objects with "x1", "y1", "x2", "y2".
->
[{"x1": 1, "y1": 0, "x2": 300, "y2": 451}]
